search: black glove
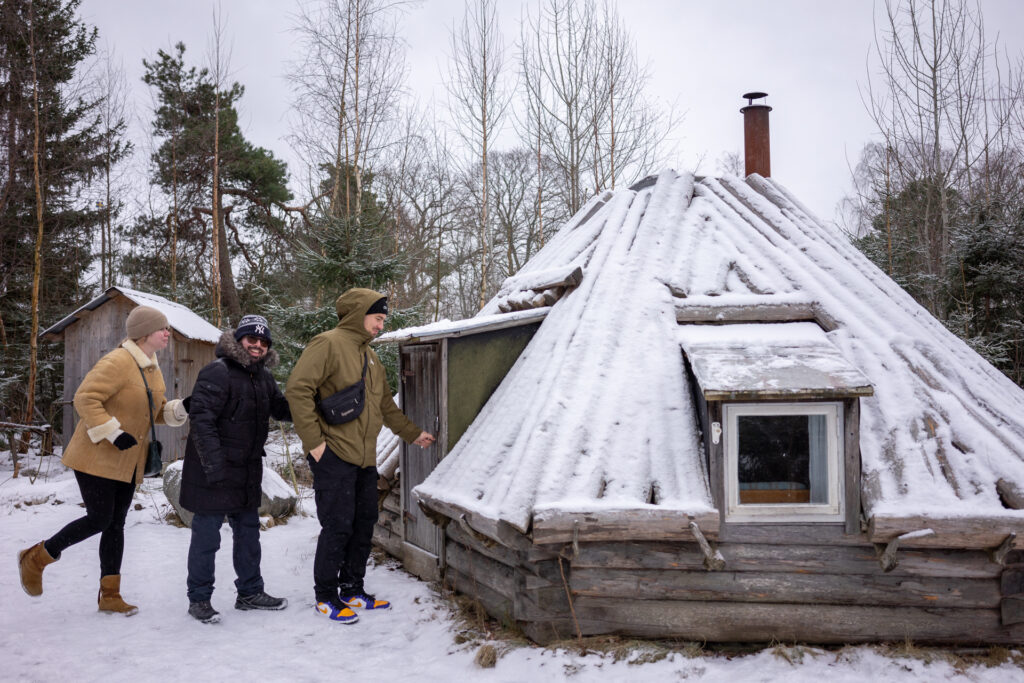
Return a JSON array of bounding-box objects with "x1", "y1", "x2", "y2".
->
[
  {"x1": 113, "y1": 432, "x2": 138, "y2": 451},
  {"x1": 182, "y1": 395, "x2": 192, "y2": 413}
]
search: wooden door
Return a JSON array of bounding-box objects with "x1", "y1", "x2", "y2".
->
[{"x1": 399, "y1": 343, "x2": 442, "y2": 576}]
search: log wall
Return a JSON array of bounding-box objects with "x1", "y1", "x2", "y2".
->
[
  {"x1": 373, "y1": 494, "x2": 1024, "y2": 644},
  {"x1": 386, "y1": 515, "x2": 1024, "y2": 645},
  {"x1": 563, "y1": 537, "x2": 1024, "y2": 645}
]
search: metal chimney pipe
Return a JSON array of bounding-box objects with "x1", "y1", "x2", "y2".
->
[{"x1": 740, "y1": 92, "x2": 772, "y2": 177}]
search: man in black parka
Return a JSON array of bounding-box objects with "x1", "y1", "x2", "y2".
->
[{"x1": 180, "y1": 314, "x2": 292, "y2": 624}]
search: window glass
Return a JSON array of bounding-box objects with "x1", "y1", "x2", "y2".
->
[{"x1": 725, "y1": 403, "x2": 842, "y2": 521}]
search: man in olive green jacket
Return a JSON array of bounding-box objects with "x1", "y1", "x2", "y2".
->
[{"x1": 286, "y1": 288, "x2": 434, "y2": 624}]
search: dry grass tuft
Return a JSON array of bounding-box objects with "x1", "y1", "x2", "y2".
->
[{"x1": 474, "y1": 643, "x2": 498, "y2": 668}]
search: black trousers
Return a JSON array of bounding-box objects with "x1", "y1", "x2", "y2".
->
[
  {"x1": 186, "y1": 508, "x2": 263, "y2": 603},
  {"x1": 44, "y1": 469, "x2": 135, "y2": 577},
  {"x1": 309, "y1": 449, "x2": 378, "y2": 604}
]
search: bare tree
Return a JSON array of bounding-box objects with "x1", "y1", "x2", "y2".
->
[
  {"x1": 445, "y1": 0, "x2": 511, "y2": 310},
  {"x1": 378, "y1": 105, "x2": 463, "y2": 319},
  {"x1": 92, "y1": 44, "x2": 132, "y2": 290},
  {"x1": 853, "y1": 0, "x2": 1024, "y2": 316},
  {"x1": 289, "y1": 0, "x2": 411, "y2": 219},
  {"x1": 519, "y1": 0, "x2": 675, "y2": 215}
]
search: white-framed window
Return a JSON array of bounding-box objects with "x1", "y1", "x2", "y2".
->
[{"x1": 723, "y1": 402, "x2": 844, "y2": 522}]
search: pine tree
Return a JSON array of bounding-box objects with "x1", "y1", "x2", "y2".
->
[
  {"x1": 0, "y1": 0, "x2": 117, "y2": 423},
  {"x1": 137, "y1": 42, "x2": 291, "y2": 325}
]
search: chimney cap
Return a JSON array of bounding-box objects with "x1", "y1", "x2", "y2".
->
[{"x1": 741, "y1": 91, "x2": 771, "y2": 114}]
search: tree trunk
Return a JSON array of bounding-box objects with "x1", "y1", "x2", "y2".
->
[{"x1": 24, "y1": 9, "x2": 44, "y2": 448}]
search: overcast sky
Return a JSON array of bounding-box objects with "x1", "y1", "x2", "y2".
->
[{"x1": 78, "y1": 0, "x2": 1024, "y2": 225}]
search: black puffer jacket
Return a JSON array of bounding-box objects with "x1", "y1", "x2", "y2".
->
[{"x1": 180, "y1": 332, "x2": 291, "y2": 514}]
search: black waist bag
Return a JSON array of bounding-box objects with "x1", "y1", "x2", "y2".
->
[{"x1": 316, "y1": 354, "x2": 367, "y2": 425}]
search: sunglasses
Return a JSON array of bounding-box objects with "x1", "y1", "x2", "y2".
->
[{"x1": 243, "y1": 336, "x2": 269, "y2": 348}]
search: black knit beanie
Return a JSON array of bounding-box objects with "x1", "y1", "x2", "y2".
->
[{"x1": 366, "y1": 297, "x2": 388, "y2": 316}]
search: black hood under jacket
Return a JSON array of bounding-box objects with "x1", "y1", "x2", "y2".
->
[{"x1": 180, "y1": 332, "x2": 291, "y2": 515}]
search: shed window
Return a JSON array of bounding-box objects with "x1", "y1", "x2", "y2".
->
[{"x1": 724, "y1": 402, "x2": 843, "y2": 521}]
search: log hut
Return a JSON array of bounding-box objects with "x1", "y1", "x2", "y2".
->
[
  {"x1": 373, "y1": 96, "x2": 1024, "y2": 645},
  {"x1": 41, "y1": 286, "x2": 221, "y2": 463}
]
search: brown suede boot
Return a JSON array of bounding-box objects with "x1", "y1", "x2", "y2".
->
[
  {"x1": 98, "y1": 575, "x2": 138, "y2": 616},
  {"x1": 18, "y1": 541, "x2": 57, "y2": 597}
]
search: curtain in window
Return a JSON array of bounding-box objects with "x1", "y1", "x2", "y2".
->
[{"x1": 807, "y1": 414, "x2": 828, "y2": 503}]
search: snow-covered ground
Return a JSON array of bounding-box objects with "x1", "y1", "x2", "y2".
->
[{"x1": 2, "y1": 440, "x2": 1022, "y2": 683}]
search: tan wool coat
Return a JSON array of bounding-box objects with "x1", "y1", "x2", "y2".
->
[
  {"x1": 286, "y1": 288, "x2": 422, "y2": 467},
  {"x1": 62, "y1": 340, "x2": 186, "y2": 484}
]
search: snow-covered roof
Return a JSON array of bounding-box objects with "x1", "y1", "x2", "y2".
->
[
  {"x1": 41, "y1": 286, "x2": 221, "y2": 343},
  {"x1": 678, "y1": 322, "x2": 873, "y2": 400},
  {"x1": 376, "y1": 308, "x2": 549, "y2": 344},
  {"x1": 403, "y1": 170, "x2": 1024, "y2": 543}
]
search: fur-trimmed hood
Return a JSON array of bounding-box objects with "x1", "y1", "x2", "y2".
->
[{"x1": 215, "y1": 330, "x2": 279, "y2": 370}]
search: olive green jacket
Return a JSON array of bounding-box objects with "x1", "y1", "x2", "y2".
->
[{"x1": 285, "y1": 288, "x2": 422, "y2": 467}]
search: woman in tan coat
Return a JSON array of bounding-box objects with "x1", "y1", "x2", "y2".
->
[{"x1": 17, "y1": 305, "x2": 187, "y2": 615}]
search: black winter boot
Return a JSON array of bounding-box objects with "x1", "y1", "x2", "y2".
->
[{"x1": 188, "y1": 600, "x2": 221, "y2": 624}]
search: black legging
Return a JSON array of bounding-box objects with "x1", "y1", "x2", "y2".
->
[{"x1": 43, "y1": 469, "x2": 135, "y2": 576}]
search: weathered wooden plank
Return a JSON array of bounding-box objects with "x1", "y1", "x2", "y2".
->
[
  {"x1": 844, "y1": 399, "x2": 862, "y2": 534},
  {"x1": 446, "y1": 522, "x2": 523, "y2": 569},
  {"x1": 519, "y1": 618, "x2": 579, "y2": 646},
  {"x1": 372, "y1": 525, "x2": 402, "y2": 559},
  {"x1": 572, "y1": 596, "x2": 1024, "y2": 644},
  {"x1": 445, "y1": 541, "x2": 519, "y2": 598},
  {"x1": 444, "y1": 566, "x2": 515, "y2": 624},
  {"x1": 532, "y1": 508, "x2": 720, "y2": 544},
  {"x1": 720, "y1": 522, "x2": 867, "y2": 545},
  {"x1": 1002, "y1": 596, "x2": 1024, "y2": 625},
  {"x1": 675, "y1": 300, "x2": 821, "y2": 325},
  {"x1": 376, "y1": 507, "x2": 401, "y2": 535},
  {"x1": 570, "y1": 541, "x2": 1001, "y2": 578},
  {"x1": 416, "y1": 493, "x2": 531, "y2": 549},
  {"x1": 381, "y1": 490, "x2": 401, "y2": 515},
  {"x1": 571, "y1": 567, "x2": 1001, "y2": 608},
  {"x1": 402, "y1": 541, "x2": 441, "y2": 582},
  {"x1": 1002, "y1": 568, "x2": 1024, "y2": 596},
  {"x1": 869, "y1": 515, "x2": 1024, "y2": 549}
]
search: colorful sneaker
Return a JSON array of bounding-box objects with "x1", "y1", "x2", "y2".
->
[
  {"x1": 315, "y1": 600, "x2": 359, "y2": 624},
  {"x1": 340, "y1": 591, "x2": 391, "y2": 611}
]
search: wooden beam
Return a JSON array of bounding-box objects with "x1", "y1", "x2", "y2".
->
[
  {"x1": 526, "y1": 266, "x2": 583, "y2": 292},
  {"x1": 570, "y1": 567, "x2": 1000, "y2": 609},
  {"x1": 1002, "y1": 596, "x2": 1024, "y2": 626},
  {"x1": 571, "y1": 596, "x2": 1024, "y2": 644},
  {"x1": 675, "y1": 300, "x2": 840, "y2": 332},
  {"x1": 720, "y1": 522, "x2": 865, "y2": 545},
  {"x1": 570, "y1": 541, "x2": 1001, "y2": 579},
  {"x1": 868, "y1": 515, "x2": 1024, "y2": 550},
  {"x1": 531, "y1": 508, "x2": 720, "y2": 545}
]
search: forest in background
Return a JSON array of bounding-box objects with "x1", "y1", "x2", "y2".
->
[{"x1": 1, "y1": 0, "x2": 1022, "y2": 434}]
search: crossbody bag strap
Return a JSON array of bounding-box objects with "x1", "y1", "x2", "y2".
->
[
  {"x1": 316, "y1": 352, "x2": 369, "y2": 403},
  {"x1": 136, "y1": 364, "x2": 158, "y2": 444}
]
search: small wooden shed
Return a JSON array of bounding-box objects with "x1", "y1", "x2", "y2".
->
[
  {"x1": 375, "y1": 170, "x2": 1024, "y2": 646},
  {"x1": 41, "y1": 286, "x2": 221, "y2": 462}
]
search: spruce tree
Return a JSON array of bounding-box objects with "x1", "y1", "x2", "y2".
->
[{"x1": 0, "y1": 0, "x2": 118, "y2": 423}]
